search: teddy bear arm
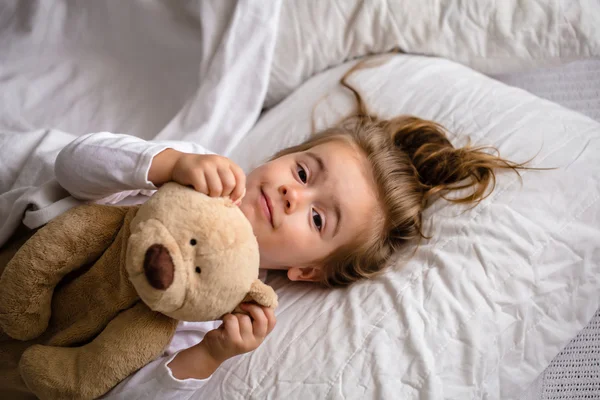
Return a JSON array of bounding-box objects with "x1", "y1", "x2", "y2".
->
[
  {"x1": 0, "y1": 204, "x2": 130, "y2": 341},
  {"x1": 245, "y1": 279, "x2": 279, "y2": 309},
  {"x1": 19, "y1": 302, "x2": 178, "y2": 400}
]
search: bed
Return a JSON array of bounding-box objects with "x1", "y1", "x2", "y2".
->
[{"x1": 1, "y1": 1, "x2": 599, "y2": 399}]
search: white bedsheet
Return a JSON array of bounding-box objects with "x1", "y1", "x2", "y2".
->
[
  {"x1": 494, "y1": 60, "x2": 600, "y2": 400},
  {"x1": 222, "y1": 55, "x2": 600, "y2": 399}
]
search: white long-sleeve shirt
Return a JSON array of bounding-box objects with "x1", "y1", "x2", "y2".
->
[{"x1": 54, "y1": 131, "x2": 214, "y2": 205}]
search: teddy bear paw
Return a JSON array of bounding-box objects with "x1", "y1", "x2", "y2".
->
[{"x1": 0, "y1": 306, "x2": 51, "y2": 341}]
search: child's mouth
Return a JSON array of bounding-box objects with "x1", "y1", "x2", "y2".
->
[{"x1": 260, "y1": 188, "x2": 274, "y2": 227}]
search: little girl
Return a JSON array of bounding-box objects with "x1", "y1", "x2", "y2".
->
[{"x1": 51, "y1": 71, "x2": 524, "y2": 398}]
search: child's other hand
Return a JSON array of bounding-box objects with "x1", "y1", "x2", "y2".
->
[
  {"x1": 202, "y1": 304, "x2": 277, "y2": 363},
  {"x1": 167, "y1": 304, "x2": 276, "y2": 380},
  {"x1": 149, "y1": 149, "x2": 246, "y2": 204}
]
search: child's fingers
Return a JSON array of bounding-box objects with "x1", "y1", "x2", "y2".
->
[
  {"x1": 222, "y1": 314, "x2": 242, "y2": 343},
  {"x1": 189, "y1": 171, "x2": 208, "y2": 195},
  {"x1": 218, "y1": 167, "x2": 237, "y2": 198},
  {"x1": 264, "y1": 307, "x2": 277, "y2": 335},
  {"x1": 237, "y1": 314, "x2": 254, "y2": 342},
  {"x1": 242, "y1": 304, "x2": 268, "y2": 338},
  {"x1": 229, "y1": 164, "x2": 247, "y2": 202},
  {"x1": 204, "y1": 169, "x2": 224, "y2": 197}
]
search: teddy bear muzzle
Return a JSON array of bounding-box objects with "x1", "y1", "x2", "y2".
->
[{"x1": 143, "y1": 244, "x2": 175, "y2": 290}]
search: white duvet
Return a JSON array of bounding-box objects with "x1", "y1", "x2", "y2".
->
[{"x1": 1, "y1": 1, "x2": 600, "y2": 399}]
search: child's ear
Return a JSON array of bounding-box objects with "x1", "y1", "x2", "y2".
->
[{"x1": 287, "y1": 267, "x2": 321, "y2": 282}]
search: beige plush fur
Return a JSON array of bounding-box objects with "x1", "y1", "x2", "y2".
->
[{"x1": 0, "y1": 183, "x2": 277, "y2": 399}]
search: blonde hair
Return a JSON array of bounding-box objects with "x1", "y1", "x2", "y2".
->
[{"x1": 274, "y1": 63, "x2": 528, "y2": 287}]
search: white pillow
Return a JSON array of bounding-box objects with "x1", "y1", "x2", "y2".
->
[
  {"x1": 266, "y1": 0, "x2": 600, "y2": 107},
  {"x1": 218, "y1": 55, "x2": 600, "y2": 400}
]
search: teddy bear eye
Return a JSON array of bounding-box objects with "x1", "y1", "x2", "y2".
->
[
  {"x1": 195, "y1": 266, "x2": 201, "y2": 274},
  {"x1": 190, "y1": 239, "x2": 197, "y2": 246}
]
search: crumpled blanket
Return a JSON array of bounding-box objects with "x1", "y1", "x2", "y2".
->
[{"x1": 0, "y1": 0, "x2": 281, "y2": 247}]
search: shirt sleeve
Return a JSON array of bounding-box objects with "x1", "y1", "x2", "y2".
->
[
  {"x1": 54, "y1": 132, "x2": 214, "y2": 203},
  {"x1": 101, "y1": 352, "x2": 210, "y2": 400}
]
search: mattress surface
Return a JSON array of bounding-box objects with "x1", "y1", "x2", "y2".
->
[
  {"x1": 519, "y1": 309, "x2": 600, "y2": 400},
  {"x1": 495, "y1": 59, "x2": 600, "y2": 123}
]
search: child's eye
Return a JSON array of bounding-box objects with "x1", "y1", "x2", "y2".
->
[
  {"x1": 297, "y1": 164, "x2": 308, "y2": 183},
  {"x1": 312, "y1": 209, "x2": 323, "y2": 231}
]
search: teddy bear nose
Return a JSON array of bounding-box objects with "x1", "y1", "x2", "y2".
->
[{"x1": 143, "y1": 244, "x2": 175, "y2": 290}]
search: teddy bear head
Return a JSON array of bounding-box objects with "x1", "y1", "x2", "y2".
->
[{"x1": 125, "y1": 183, "x2": 276, "y2": 321}]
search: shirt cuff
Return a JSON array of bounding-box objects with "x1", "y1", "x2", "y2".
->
[
  {"x1": 134, "y1": 144, "x2": 174, "y2": 190},
  {"x1": 157, "y1": 351, "x2": 212, "y2": 390}
]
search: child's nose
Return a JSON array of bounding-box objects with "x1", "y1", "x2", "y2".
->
[{"x1": 279, "y1": 185, "x2": 302, "y2": 213}]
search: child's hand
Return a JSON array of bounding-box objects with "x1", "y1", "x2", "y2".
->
[
  {"x1": 202, "y1": 304, "x2": 277, "y2": 363},
  {"x1": 149, "y1": 149, "x2": 246, "y2": 204},
  {"x1": 167, "y1": 304, "x2": 276, "y2": 380}
]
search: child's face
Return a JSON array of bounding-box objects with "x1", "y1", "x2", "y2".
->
[{"x1": 240, "y1": 140, "x2": 379, "y2": 282}]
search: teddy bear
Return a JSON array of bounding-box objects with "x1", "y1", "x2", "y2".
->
[{"x1": 0, "y1": 182, "x2": 278, "y2": 400}]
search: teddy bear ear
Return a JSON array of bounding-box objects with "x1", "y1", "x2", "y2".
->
[{"x1": 242, "y1": 280, "x2": 278, "y2": 309}]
